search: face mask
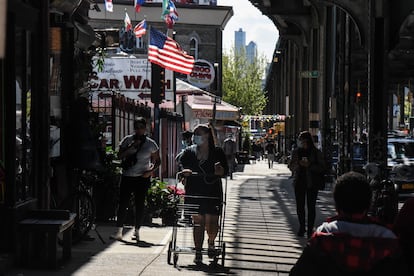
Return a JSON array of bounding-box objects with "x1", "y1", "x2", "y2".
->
[
  {"x1": 297, "y1": 140, "x2": 303, "y2": 148},
  {"x1": 192, "y1": 135, "x2": 205, "y2": 146}
]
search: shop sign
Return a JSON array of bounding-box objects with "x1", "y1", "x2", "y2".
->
[
  {"x1": 89, "y1": 57, "x2": 173, "y2": 92},
  {"x1": 193, "y1": 109, "x2": 238, "y2": 120},
  {"x1": 187, "y1": 59, "x2": 215, "y2": 88}
]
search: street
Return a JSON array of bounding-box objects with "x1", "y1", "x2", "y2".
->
[{"x1": 9, "y1": 161, "x2": 337, "y2": 276}]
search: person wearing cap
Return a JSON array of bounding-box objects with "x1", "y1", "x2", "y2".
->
[{"x1": 110, "y1": 117, "x2": 160, "y2": 242}]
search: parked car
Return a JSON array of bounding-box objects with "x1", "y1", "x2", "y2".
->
[
  {"x1": 387, "y1": 137, "x2": 414, "y2": 167},
  {"x1": 390, "y1": 164, "x2": 414, "y2": 199},
  {"x1": 330, "y1": 142, "x2": 367, "y2": 174}
]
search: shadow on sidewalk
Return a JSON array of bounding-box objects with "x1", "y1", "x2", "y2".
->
[{"x1": 218, "y1": 170, "x2": 336, "y2": 274}]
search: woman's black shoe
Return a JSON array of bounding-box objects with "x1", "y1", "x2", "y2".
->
[
  {"x1": 194, "y1": 250, "x2": 202, "y2": 264},
  {"x1": 208, "y1": 244, "x2": 216, "y2": 258},
  {"x1": 297, "y1": 229, "x2": 305, "y2": 237}
]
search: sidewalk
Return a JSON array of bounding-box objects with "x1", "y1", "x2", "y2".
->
[{"x1": 7, "y1": 160, "x2": 336, "y2": 276}]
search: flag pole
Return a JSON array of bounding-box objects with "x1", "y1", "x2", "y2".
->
[
  {"x1": 172, "y1": 31, "x2": 177, "y2": 113},
  {"x1": 149, "y1": 25, "x2": 160, "y2": 146}
]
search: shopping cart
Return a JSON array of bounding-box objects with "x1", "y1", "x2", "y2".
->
[{"x1": 167, "y1": 171, "x2": 228, "y2": 267}]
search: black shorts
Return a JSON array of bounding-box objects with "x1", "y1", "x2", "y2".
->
[{"x1": 184, "y1": 196, "x2": 222, "y2": 215}]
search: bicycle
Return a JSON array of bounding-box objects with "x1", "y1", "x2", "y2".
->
[
  {"x1": 57, "y1": 168, "x2": 99, "y2": 244},
  {"x1": 364, "y1": 163, "x2": 399, "y2": 225}
]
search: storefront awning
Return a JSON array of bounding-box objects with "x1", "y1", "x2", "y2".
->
[{"x1": 185, "y1": 93, "x2": 240, "y2": 121}]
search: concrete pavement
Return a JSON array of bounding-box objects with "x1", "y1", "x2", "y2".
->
[{"x1": 7, "y1": 160, "x2": 337, "y2": 276}]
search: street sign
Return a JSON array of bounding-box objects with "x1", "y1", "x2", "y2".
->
[
  {"x1": 138, "y1": 92, "x2": 151, "y2": 99},
  {"x1": 211, "y1": 96, "x2": 221, "y2": 104},
  {"x1": 300, "y1": 71, "x2": 319, "y2": 78}
]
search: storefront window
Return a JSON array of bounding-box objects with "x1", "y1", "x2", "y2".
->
[{"x1": 15, "y1": 27, "x2": 33, "y2": 202}]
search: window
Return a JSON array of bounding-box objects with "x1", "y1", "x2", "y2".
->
[
  {"x1": 15, "y1": 27, "x2": 34, "y2": 202},
  {"x1": 190, "y1": 37, "x2": 198, "y2": 60}
]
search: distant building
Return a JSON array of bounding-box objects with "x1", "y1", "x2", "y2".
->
[
  {"x1": 235, "y1": 28, "x2": 246, "y2": 54},
  {"x1": 246, "y1": 41, "x2": 257, "y2": 64}
]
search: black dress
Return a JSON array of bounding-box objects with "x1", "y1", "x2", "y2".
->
[{"x1": 179, "y1": 145, "x2": 228, "y2": 215}]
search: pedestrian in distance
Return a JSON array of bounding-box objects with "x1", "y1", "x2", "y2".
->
[
  {"x1": 223, "y1": 134, "x2": 237, "y2": 179},
  {"x1": 393, "y1": 198, "x2": 414, "y2": 274},
  {"x1": 290, "y1": 171, "x2": 407, "y2": 276},
  {"x1": 181, "y1": 130, "x2": 193, "y2": 150},
  {"x1": 110, "y1": 117, "x2": 161, "y2": 243},
  {"x1": 252, "y1": 140, "x2": 262, "y2": 162},
  {"x1": 175, "y1": 130, "x2": 193, "y2": 162},
  {"x1": 288, "y1": 131, "x2": 327, "y2": 237},
  {"x1": 265, "y1": 140, "x2": 276, "y2": 169},
  {"x1": 178, "y1": 124, "x2": 228, "y2": 265}
]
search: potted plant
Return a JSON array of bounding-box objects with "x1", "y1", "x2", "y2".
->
[{"x1": 146, "y1": 178, "x2": 185, "y2": 226}]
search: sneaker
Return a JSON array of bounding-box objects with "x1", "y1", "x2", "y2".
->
[
  {"x1": 297, "y1": 229, "x2": 305, "y2": 237},
  {"x1": 194, "y1": 250, "x2": 202, "y2": 265},
  {"x1": 110, "y1": 227, "x2": 123, "y2": 240},
  {"x1": 208, "y1": 243, "x2": 216, "y2": 258}
]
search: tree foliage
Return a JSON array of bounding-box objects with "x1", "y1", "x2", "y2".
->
[{"x1": 222, "y1": 47, "x2": 267, "y2": 115}]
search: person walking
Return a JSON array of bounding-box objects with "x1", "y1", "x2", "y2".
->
[
  {"x1": 288, "y1": 131, "x2": 327, "y2": 237},
  {"x1": 223, "y1": 134, "x2": 237, "y2": 179},
  {"x1": 110, "y1": 117, "x2": 161, "y2": 242},
  {"x1": 290, "y1": 172, "x2": 406, "y2": 276},
  {"x1": 175, "y1": 130, "x2": 193, "y2": 162},
  {"x1": 265, "y1": 140, "x2": 276, "y2": 169},
  {"x1": 178, "y1": 124, "x2": 228, "y2": 264}
]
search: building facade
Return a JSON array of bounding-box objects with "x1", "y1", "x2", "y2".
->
[{"x1": 0, "y1": 0, "x2": 232, "y2": 269}]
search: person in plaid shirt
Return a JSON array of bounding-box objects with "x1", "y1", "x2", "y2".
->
[{"x1": 290, "y1": 171, "x2": 408, "y2": 276}]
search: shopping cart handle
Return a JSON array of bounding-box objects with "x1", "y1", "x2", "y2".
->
[{"x1": 177, "y1": 170, "x2": 198, "y2": 177}]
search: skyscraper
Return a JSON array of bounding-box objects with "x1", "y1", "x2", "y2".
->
[
  {"x1": 235, "y1": 28, "x2": 246, "y2": 54},
  {"x1": 246, "y1": 41, "x2": 257, "y2": 64}
]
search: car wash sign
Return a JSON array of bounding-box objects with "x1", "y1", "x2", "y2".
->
[
  {"x1": 187, "y1": 59, "x2": 215, "y2": 88},
  {"x1": 89, "y1": 57, "x2": 172, "y2": 95}
]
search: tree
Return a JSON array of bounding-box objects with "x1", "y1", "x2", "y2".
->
[{"x1": 222, "y1": 47, "x2": 267, "y2": 115}]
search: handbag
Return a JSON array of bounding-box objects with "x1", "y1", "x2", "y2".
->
[
  {"x1": 121, "y1": 153, "x2": 138, "y2": 170},
  {"x1": 120, "y1": 136, "x2": 146, "y2": 170}
]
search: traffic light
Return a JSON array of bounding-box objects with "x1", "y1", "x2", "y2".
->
[
  {"x1": 356, "y1": 91, "x2": 362, "y2": 103},
  {"x1": 151, "y1": 63, "x2": 165, "y2": 104}
]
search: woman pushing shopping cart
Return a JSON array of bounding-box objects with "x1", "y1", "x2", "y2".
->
[{"x1": 170, "y1": 124, "x2": 229, "y2": 267}]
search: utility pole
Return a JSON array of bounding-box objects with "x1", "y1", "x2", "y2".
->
[{"x1": 212, "y1": 63, "x2": 220, "y2": 129}]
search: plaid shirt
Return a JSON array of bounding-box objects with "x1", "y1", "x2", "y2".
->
[
  {"x1": 310, "y1": 232, "x2": 399, "y2": 272},
  {"x1": 309, "y1": 216, "x2": 400, "y2": 272}
]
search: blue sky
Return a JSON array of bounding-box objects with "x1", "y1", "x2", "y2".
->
[{"x1": 217, "y1": 0, "x2": 279, "y2": 62}]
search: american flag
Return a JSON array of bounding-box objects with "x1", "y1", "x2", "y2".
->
[
  {"x1": 148, "y1": 27, "x2": 194, "y2": 75},
  {"x1": 124, "y1": 12, "x2": 132, "y2": 32},
  {"x1": 162, "y1": 0, "x2": 178, "y2": 29},
  {"x1": 133, "y1": 19, "x2": 147, "y2": 38},
  {"x1": 105, "y1": 0, "x2": 113, "y2": 12},
  {"x1": 135, "y1": 0, "x2": 145, "y2": 13}
]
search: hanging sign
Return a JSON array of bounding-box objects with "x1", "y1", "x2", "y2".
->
[
  {"x1": 89, "y1": 57, "x2": 173, "y2": 93},
  {"x1": 187, "y1": 59, "x2": 215, "y2": 88}
]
